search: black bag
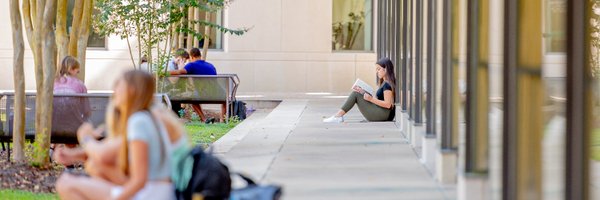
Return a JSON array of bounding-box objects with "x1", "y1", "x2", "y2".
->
[
  {"x1": 229, "y1": 101, "x2": 247, "y2": 120},
  {"x1": 230, "y1": 173, "x2": 282, "y2": 200},
  {"x1": 176, "y1": 146, "x2": 232, "y2": 200}
]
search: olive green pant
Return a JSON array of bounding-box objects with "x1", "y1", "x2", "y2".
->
[{"x1": 341, "y1": 91, "x2": 391, "y2": 121}]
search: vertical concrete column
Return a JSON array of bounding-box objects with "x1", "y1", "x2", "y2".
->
[
  {"x1": 502, "y1": 0, "x2": 544, "y2": 199},
  {"x1": 459, "y1": 0, "x2": 491, "y2": 198},
  {"x1": 436, "y1": 0, "x2": 461, "y2": 186},
  {"x1": 421, "y1": 0, "x2": 439, "y2": 173}
]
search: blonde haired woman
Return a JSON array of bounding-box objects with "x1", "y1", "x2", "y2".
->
[{"x1": 55, "y1": 70, "x2": 186, "y2": 200}]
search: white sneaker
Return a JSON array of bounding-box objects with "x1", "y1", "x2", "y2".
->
[{"x1": 323, "y1": 115, "x2": 343, "y2": 123}]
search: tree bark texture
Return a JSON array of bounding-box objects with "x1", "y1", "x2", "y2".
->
[
  {"x1": 193, "y1": 6, "x2": 200, "y2": 49},
  {"x1": 32, "y1": 1, "x2": 45, "y2": 154},
  {"x1": 178, "y1": 7, "x2": 185, "y2": 49},
  {"x1": 9, "y1": 0, "x2": 26, "y2": 162},
  {"x1": 56, "y1": 0, "x2": 68, "y2": 64},
  {"x1": 68, "y1": 0, "x2": 84, "y2": 57},
  {"x1": 201, "y1": 11, "x2": 210, "y2": 60},
  {"x1": 32, "y1": 0, "x2": 57, "y2": 166},
  {"x1": 187, "y1": 6, "x2": 194, "y2": 50},
  {"x1": 76, "y1": 0, "x2": 95, "y2": 81}
]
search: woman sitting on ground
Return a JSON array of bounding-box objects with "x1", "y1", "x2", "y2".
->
[
  {"x1": 55, "y1": 70, "x2": 188, "y2": 200},
  {"x1": 323, "y1": 58, "x2": 396, "y2": 123}
]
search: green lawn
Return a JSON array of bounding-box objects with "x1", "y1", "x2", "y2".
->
[
  {"x1": 184, "y1": 120, "x2": 239, "y2": 145},
  {"x1": 0, "y1": 190, "x2": 58, "y2": 200},
  {"x1": 593, "y1": 128, "x2": 600, "y2": 161}
]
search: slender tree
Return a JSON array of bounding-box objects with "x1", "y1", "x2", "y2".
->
[
  {"x1": 58, "y1": 0, "x2": 95, "y2": 81},
  {"x1": 9, "y1": 0, "x2": 26, "y2": 162},
  {"x1": 56, "y1": 0, "x2": 68, "y2": 64},
  {"x1": 75, "y1": 0, "x2": 95, "y2": 80},
  {"x1": 19, "y1": 0, "x2": 60, "y2": 166},
  {"x1": 94, "y1": 0, "x2": 248, "y2": 76},
  {"x1": 19, "y1": 0, "x2": 93, "y2": 166},
  {"x1": 186, "y1": 5, "x2": 194, "y2": 50},
  {"x1": 201, "y1": 11, "x2": 210, "y2": 60}
]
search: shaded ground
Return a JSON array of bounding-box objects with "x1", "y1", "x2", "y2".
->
[{"x1": 0, "y1": 151, "x2": 76, "y2": 194}]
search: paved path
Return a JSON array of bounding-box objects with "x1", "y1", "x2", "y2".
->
[{"x1": 215, "y1": 99, "x2": 453, "y2": 200}]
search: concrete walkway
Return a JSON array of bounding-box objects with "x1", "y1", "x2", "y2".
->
[{"x1": 214, "y1": 99, "x2": 454, "y2": 200}]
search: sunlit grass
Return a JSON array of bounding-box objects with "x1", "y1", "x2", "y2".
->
[
  {"x1": 184, "y1": 119, "x2": 240, "y2": 145},
  {"x1": 0, "y1": 190, "x2": 58, "y2": 200},
  {"x1": 592, "y1": 128, "x2": 600, "y2": 161}
]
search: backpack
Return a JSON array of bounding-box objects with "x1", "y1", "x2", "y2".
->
[
  {"x1": 229, "y1": 101, "x2": 247, "y2": 120},
  {"x1": 173, "y1": 146, "x2": 232, "y2": 200},
  {"x1": 230, "y1": 173, "x2": 283, "y2": 200}
]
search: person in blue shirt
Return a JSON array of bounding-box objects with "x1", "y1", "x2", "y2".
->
[
  {"x1": 169, "y1": 48, "x2": 216, "y2": 75},
  {"x1": 168, "y1": 48, "x2": 222, "y2": 123}
]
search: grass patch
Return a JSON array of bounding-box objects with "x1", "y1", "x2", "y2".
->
[
  {"x1": 0, "y1": 190, "x2": 58, "y2": 200},
  {"x1": 592, "y1": 128, "x2": 600, "y2": 161},
  {"x1": 184, "y1": 119, "x2": 240, "y2": 145}
]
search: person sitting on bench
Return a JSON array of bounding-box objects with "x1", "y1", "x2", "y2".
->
[
  {"x1": 52, "y1": 56, "x2": 91, "y2": 161},
  {"x1": 168, "y1": 48, "x2": 225, "y2": 123}
]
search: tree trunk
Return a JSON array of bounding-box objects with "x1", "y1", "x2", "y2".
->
[
  {"x1": 9, "y1": 0, "x2": 26, "y2": 162},
  {"x1": 147, "y1": 0, "x2": 155, "y2": 71},
  {"x1": 30, "y1": 0, "x2": 37, "y2": 29},
  {"x1": 136, "y1": 19, "x2": 142, "y2": 69},
  {"x1": 76, "y1": 0, "x2": 95, "y2": 81},
  {"x1": 56, "y1": 0, "x2": 68, "y2": 63},
  {"x1": 193, "y1": 6, "x2": 200, "y2": 48},
  {"x1": 68, "y1": 0, "x2": 84, "y2": 57},
  {"x1": 125, "y1": 33, "x2": 138, "y2": 69},
  {"x1": 178, "y1": 7, "x2": 185, "y2": 49},
  {"x1": 164, "y1": 25, "x2": 172, "y2": 75},
  {"x1": 186, "y1": 6, "x2": 194, "y2": 49},
  {"x1": 201, "y1": 11, "x2": 210, "y2": 60},
  {"x1": 171, "y1": 26, "x2": 177, "y2": 50},
  {"x1": 33, "y1": 0, "x2": 57, "y2": 166},
  {"x1": 32, "y1": 1, "x2": 45, "y2": 156}
]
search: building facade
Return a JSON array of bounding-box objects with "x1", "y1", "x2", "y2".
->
[{"x1": 0, "y1": 0, "x2": 378, "y2": 96}]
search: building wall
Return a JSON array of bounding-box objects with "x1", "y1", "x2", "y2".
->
[{"x1": 0, "y1": 0, "x2": 378, "y2": 95}]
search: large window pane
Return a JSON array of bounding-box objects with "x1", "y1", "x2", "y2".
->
[
  {"x1": 87, "y1": 31, "x2": 106, "y2": 48},
  {"x1": 332, "y1": 0, "x2": 373, "y2": 51},
  {"x1": 191, "y1": 10, "x2": 222, "y2": 49},
  {"x1": 68, "y1": 0, "x2": 106, "y2": 49},
  {"x1": 542, "y1": 0, "x2": 566, "y2": 199},
  {"x1": 544, "y1": 0, "x2": 566, "y2": 53}
]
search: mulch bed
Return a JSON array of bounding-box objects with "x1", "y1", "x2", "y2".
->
[{"x1": 0, "y1": 150, "x2": 82, "y2": 193}]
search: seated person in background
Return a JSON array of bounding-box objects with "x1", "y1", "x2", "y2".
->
[
  {"x1": 140, "y1": 55, "x2": 150, "y2": 71},
  {"x1": 52, "y1": 56, "x2": 91, "y2": 153},
  {"x1": 167, "y1": 48, "x2": 190, "y2": 71},
  {"x1": 175, "y1": 49, "x2": 190, "y2": 69},
  {"x1": 168, "y1": 48, "x2": 224, "y2": 122},
  {"x1": 169, "y1": 48, "x2": 216, "y2": 76}
]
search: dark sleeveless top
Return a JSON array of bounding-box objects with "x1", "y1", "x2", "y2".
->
[{"x1": 376, "y1": 82, "x2": 396, "y2": 121}]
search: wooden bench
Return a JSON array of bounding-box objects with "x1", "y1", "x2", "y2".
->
[
  {"x1": 157, "y1": 74, "x2": 240, "y2": 121},
  {"x1": 0, "y1": 92, "x2": 171, "y2": 158}
]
